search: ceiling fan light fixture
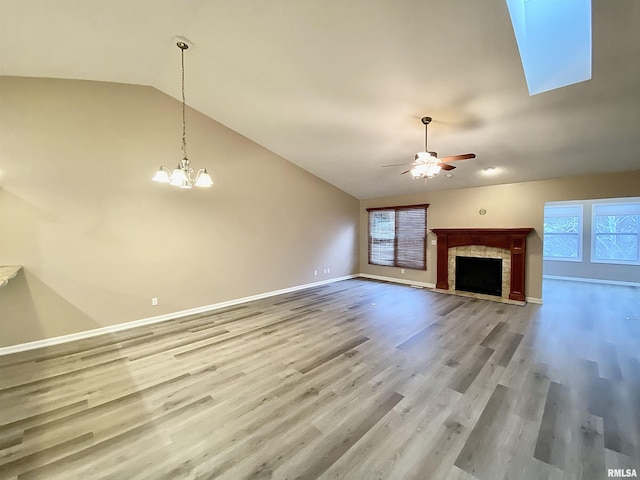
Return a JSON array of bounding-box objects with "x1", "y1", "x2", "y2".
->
[
  {"x1": 415, "y1": 151, "x2": 436, "y2": 161},
  {"x1": 411, "y1": 162, "x2": 441, "y2": 179},
  {"x1": 412, "y1": 151, "x2": 441, "y2": 178},
  {"x1": 410, "y1": 163, "x2": 428, "y2": 179}
]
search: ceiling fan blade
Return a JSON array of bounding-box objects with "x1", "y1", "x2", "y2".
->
[
  {"x1": 438, "y1": 163, "x2": 456, "y2": 171},
  {"x1": 439, "y1": 153, "x2": 476, "y2": 162},
  {"x1": 382, "y1": 162, "x2": 417, "y2": 167}
]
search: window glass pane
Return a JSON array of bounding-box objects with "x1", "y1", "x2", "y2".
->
[
  {"x1": 543, "y1": 203, "x2": 582, "y2": 260},
  {"x1": 369, "y1": 239, "x2": 395, "y2": 266},
  {"x1": 369, "y1": 210, "x2": 394, "y2": 266},
  {"x1": 370, "y1": 211, "x2": 395, "y2": 239},
  {"x1": 544, "y1": 216, "x2": 579, "y2": 233},
  {"x1": 592, "y1": 202, "x2": 640, "y2": 264},
  {"x1": 594, "y1": 215, "x2": 638, "y2": 234},
  {"x1": 543, "y1": 234, "x2": 579, "y2": 258},
  {"x1": 594, "y1": 234, "x2": 638, "y2": 261}
]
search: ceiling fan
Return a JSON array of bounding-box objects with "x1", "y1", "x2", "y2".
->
[{"x1": 383, "y1": 116, "x2": 476, "y2": 179}]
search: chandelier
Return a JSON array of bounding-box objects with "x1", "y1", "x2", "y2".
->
[{"x1": 153, "y1": 41, "x2": 213, "y2": 189}]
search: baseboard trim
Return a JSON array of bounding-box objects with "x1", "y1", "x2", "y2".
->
[
  {"x1": 0, "y1": 275, "x2": 358, "y2": 356},
  {"x1": 526, "y1": 296, "x2": 543, "y2": 304},
  {"x1": 358, "y1": 273, "x2": 436, "y2": 289},
  {"x1": 543, "y1": 275, "x2": 640, "y2": 287}
]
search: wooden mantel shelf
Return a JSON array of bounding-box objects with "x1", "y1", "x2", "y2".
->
[
  {"x1": 431, "y1": 227, "x2": 534, "y2": 235},
  {"x1": 431, "y1": 228, "x2": 534, "y2": 302},
  {"x1": 0, "y1": 265, "x2": 22, "y2": 288}
]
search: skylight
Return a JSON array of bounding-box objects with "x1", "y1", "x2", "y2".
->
[{"x1": 506, "y1": 0, "x2": 592, "y2": 95}]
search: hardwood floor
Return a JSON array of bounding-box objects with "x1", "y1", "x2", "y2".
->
[{"x1": 1, "y1": 278, "x2": 639, "y2": 479}]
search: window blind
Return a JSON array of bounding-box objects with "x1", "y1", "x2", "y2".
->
[{"x1": 367, "y1": 204, "x2": 428, "y2": 270}]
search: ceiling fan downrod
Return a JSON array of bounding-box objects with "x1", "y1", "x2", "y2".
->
[{"x1": 421, "y1": 116, "x2": 432, "y2": 154}]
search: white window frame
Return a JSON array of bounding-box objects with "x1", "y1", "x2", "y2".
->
[
  {"x1": 591, "y1": 202, "x2": 640, "y2": 266},
  {"x1": 543, "y1": 204, "x2": 583, "y2": 262}
]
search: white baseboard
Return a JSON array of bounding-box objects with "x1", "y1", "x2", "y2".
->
[
  {"x1": 358, "y1": 273, "x2": 436, "y2": 289},
  {"x1": 526, "y1": 297, "x2": 543, "y2": 304},
  {"x1": 0, "y1": 275, "x2": 357, "y2": 356},
  {"x1": 543, "y1": 275, "x2": 640, "y2": 287}
]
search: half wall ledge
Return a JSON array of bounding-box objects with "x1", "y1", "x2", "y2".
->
[{"x1": 431, "y1": 228, "x2": 534, "y2": 302}]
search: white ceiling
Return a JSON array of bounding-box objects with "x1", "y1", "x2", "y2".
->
[{"x1": 1, "y1": 0, "x2": 639, "y2": 199}]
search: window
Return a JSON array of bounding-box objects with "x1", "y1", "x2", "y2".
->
[
  {"x1": 367, "y1": 204, "x2": 428, "y2": 270},
  {"x1": 591, "y1": 202, "x2": 640, "y2": 265},
  {"x1": 543, "y1": 204, "x2": 583, "y2": 261}
]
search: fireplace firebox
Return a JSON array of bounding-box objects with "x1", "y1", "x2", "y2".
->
[{"x1": 455, "y1": 256, "x2": 502, "y2": 297}]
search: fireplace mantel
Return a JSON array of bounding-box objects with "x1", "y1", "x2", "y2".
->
[{"x1": 431, "y1": 228, "x2": 534, "y2": 301}]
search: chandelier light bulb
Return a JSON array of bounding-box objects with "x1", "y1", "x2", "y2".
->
[
  {"x1": 194, "y1": 169, "x2": 214, "y2": 187},
  {"x1": 170, "y1": 164, "x2": 187, "y2": 186},
  {"x1": 152, "y1": 168, "x2": 171, "y2": 183}
]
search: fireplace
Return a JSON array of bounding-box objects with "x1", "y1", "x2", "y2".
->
[
  {"x1": 455, "y1": 256, "x2": 502, "y2": 297},
  {"x1": 431, "y1": 228, "x2": 534, "y2": 302},
  {"x1": 448, "y1": 246, "x2": 511, "y2": 299}
]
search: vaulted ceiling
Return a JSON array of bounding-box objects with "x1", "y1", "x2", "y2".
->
[{"x1": 1, "y1": 0, "x2": 639, "y2": 199}]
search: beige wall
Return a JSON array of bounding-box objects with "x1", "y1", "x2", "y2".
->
[
  {"x1": 360, "y1": 170, "x2": 640, "y2": 300},
  {"x1": 0, "y1": 77, "x2": 359, "y2": 347}
]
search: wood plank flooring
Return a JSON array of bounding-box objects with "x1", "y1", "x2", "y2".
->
[{"x1": 1, "y1": 278, "x2": 639, "y2": 479}]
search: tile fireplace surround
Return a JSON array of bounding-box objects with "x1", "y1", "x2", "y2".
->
[{"x1": 431, "y1": 228, "x2": 534, "y2": 302}]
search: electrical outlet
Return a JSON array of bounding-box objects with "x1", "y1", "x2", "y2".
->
[
  {"x1": 314, "y1": 270, "x2": 318, "y2": 276},
  {"x1": 327, "y1": 267, "x2": 330, "y2": 274},
  {"x1": 431, "y1": 239, "x2": 437, "y2": 245},
  {"x1": 401, "y1": 269, "x2": 405, "y2": 274},
  {"x1": 151, "y1": 297, "x2": 158, "y2": 306}
]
